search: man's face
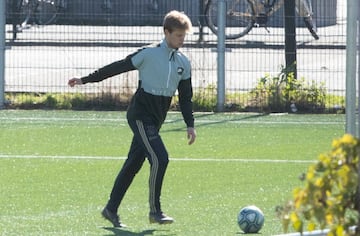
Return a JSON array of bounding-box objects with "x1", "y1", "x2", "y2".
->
[{"x1": 165, "y1": 29, "x2": 187, "y2": 49}]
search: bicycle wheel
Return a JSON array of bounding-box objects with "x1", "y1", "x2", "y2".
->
[
  {"x1": 205, "y1": 0, "x2": 255, "y2": 39},
  {"x1": 34, "y1": 0, "x2": 58, "y2": 25}
]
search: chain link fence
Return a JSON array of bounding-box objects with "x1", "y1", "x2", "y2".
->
[{"x1": 4, "y1": 0, "x2": 346, "y2": 112}]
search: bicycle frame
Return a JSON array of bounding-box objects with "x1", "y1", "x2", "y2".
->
[
  {"x1": 248, "y1": 0, "x2": 281, "y2": 17},
  {"x1": 250, "y1": 0, "x2": 312, "y2": 18},
  {"x1": 203, "y1": 0, "x2": 319, "y2": 40}
]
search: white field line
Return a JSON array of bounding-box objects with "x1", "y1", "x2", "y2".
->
[
  {"x1": 0, "y1": 115, "x2": 335, "y2": 164},
  {"x1": 0, "y1": 154, "x2": 315, "y2": 164},
  {"x1": 0, "y1": 116, "x2": 344, "y2": 125}
]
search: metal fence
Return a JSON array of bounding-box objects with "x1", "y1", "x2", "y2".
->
[{"x1": 3, "y1": 0, "x2": 348, "y2": 112}]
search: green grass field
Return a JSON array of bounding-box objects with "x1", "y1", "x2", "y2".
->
[{"x1": 0, "y1": 110, "x2": 345, "y2": 235}]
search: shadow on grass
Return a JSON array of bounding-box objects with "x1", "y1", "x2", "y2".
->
[
  {"x1": 163, "y1": 112, "x2": 270, "y2": 132},
  {"x1": 102, "y1": 227, "x2": 176, "y2": 236},
  {"x1": 235, "y1": 232, "x2": 262, "y2": 235}
]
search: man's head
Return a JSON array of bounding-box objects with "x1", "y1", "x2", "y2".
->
[
  {"x1": 163, "y1": 10, "x2": 192, "y2": 33},
  {"x1": 163, "y1": 10, "x2": 192, "y2": 49}
]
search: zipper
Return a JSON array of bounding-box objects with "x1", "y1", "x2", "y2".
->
[{"x1": 167, "y1": 50, "x2": 175, "y2": 88}]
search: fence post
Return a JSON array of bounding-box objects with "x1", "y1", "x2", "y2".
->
[
  {"x1": 345, "y1": 0, "x2": 357, "y2": 136},
  {"x1": 216, "y1": 0, "x2": 226, "y2": 112},
  {"x1": 357, "y1": 0, "x2": 360, "y2": 233},
  {"x1": 284, "y1": 0, "x2": 297, "y2": 79},
  {"x1": 0, "y1": 0, "x2": 5, "y2": 109},
  {"x1": 357, "y1": 0, "x2": 360, "y2": 138}
]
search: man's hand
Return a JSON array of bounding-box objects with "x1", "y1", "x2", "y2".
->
[
  {"x1": 187, "y1": 127, "x2": 196, "y2": 145},
  {"x1": 68, "y1": 78, "x2": 83, "y2": 87}
]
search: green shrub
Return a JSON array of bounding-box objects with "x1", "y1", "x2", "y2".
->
[
  {"x1": 3, "y1": 74, "x2": 339, "y2": 113},
  {"x1": 277, "y1": 134, "x2": 359, "y2": 235},
  {"x1": 192, "y1": 84, "x2": 217, "y2": 111},
  {"x1": 44, "y1": 94, "x2": 58, "y2": 108},
  {"x1": 249, "y1": 66, "x2": 327, "y2": 113}
]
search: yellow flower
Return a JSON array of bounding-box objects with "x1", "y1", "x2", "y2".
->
[
  {"x1": 314, "y1": 178, "x2": 323, "y2": 188},
  {"x1": 325, "y1": 213, "x2": 333, "y2": 225},
  {"x1": 339, "y1": 134, "x2": 357, "y2": 146},
  {"x1": 332, "y1": 139, "x2": 340, "y2": 148},
  {"x1": 307, "y1": 221, "x2": 316, "y2": 231}
]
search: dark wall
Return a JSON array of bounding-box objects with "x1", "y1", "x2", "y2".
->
[
  {"x1": 6, "y1": 0, "x2": 201, "y2": 26},
  {"x1": 6, "y1": 0, "x2": 336, "y2": 27},
  {"x1": 266, "y1": 0, "x2": 337, "y2": 27}
]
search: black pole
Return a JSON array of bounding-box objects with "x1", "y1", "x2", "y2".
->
[
  {"x1": 12, "y1": 0, "x2": 18, "y2": 41},
  {"x1": 197, "y1": 0, "x2": 205, "y2": 43},
  {"x1": 284, "y1": 0, "x2": 297, "y2": 79}
]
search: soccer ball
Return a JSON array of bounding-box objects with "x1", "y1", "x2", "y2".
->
[{"x1": 237, "y1": 205, "x2": 264, "y2": 233}]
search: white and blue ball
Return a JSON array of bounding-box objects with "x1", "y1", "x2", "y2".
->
[{"x1": 237, "y1": 205, "x2": 264, "y2": 233}]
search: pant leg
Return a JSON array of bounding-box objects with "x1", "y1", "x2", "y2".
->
[
  {"x1": 129, "y1": 119, "x2": 169, "y2": 214},
  {"x1": 106, "y1": 136, "x2": 146, "y2": 213}
]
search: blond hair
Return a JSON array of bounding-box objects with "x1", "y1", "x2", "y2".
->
[{"x1": 163, "y1": 10, "x2": 193, "y2": 33}]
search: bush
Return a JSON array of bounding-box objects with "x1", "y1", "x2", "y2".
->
[
  {"x1": 248, "y1": 66, "x2": 327, "y2": 113},
  {"x1": 192, "y1": 84, "x2": 217, "y2": 111},
  {"x1": 3, "y1": 71, "x2": 339, "y2": 113},
  {"x1": 277, "y1": 134, "x2": 359, "y2": 235},
  {"x1": 5, "y1": 92, "x2": 130, "y2": 110},
  {"x1": 44, "y1": 94, "x2": 58, "y2": 108}
]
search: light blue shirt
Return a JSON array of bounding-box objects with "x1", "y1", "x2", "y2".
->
[{"x1": 131, "y1": 39, "x2": 191, "y2": 97}]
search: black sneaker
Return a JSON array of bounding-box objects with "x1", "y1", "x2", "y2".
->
[
  {"x1": 149, "y1": 212, "x2": 174, "y2": 224},
  {"x1": 101, "y1": 207, "x2": 126, "y2": 228}
]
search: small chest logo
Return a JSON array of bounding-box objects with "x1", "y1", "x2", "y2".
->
[{"x1": 177, "y1": 67, "x2": 184, "y2": 75}]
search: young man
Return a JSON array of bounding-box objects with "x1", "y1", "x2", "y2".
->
[{"x1": 68, "y1": 10, "x2": 196, "y2": 227}]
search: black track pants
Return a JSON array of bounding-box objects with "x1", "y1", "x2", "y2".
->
[{"x1": 106, "y1": 118, "x2": 169, "y2": 214}]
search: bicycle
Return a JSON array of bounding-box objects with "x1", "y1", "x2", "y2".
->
[
  {"x1": 204, "y1": 0, "x2": 319, "y2": 40},
  {"x1": 11, "y1": 0, "x2": 65, "y2": 40},
  {"x1": 16, "y1": 0, "x2": 65, "y2": 28}
]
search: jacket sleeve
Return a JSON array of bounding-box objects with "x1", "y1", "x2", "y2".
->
[
  {"x1": 178, "y1": 78, "x2": 194, "y2": 128},
  {"x1": 81, "y1": 55, "x2": 136, "y2": 84}
]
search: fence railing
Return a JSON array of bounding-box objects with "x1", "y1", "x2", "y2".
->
[{"x1": 2, "y1": 0, "x2": 347, "y2": 113}]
